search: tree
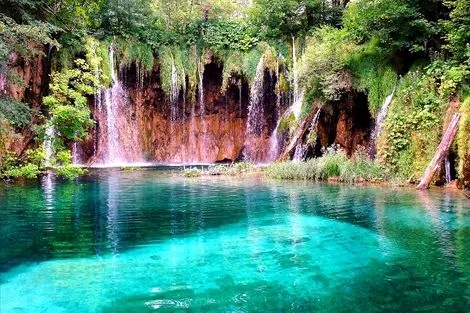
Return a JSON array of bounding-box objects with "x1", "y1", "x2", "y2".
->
[{"x1": 343, "y1": 0, "x2": 438, "y2": 54}]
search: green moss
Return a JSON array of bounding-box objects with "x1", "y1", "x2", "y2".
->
[
  {"x1": 377, "y1": 70, "x2": 446, "y2": 182},
  {"x1": 115, "y1": 38, "x2": 154, "y2": 73},
  {"x1": 457, "y1": 97, "x2": 470, "y2": 185},
  {"x1": 346, "y1": 40, "x2": 398, "y2": 116},
  {"x1": 278, "y1": 113, "x2": 296, "y2": 134}
]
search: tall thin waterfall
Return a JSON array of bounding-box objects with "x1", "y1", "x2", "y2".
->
[
  {"x1": 198, "y1": 58, "x2": 205, "y2": 118},
  {"x1": 246, "y1": 56, "x2": 265, "y2": 136},
  {"x1": 170, "y1": 57, "x2": 179, "y2": 107},
  {"x1": 181, "y1": 68, "x2": 187, "y2": 163},
  {"x1": 444, "y1": 157, "x2": 452, "y2": 184},
  {"x1": 372, "y1": 86, "x2": 396, "y2": 141},
  {"x1": 244, "y1": 56, "x2": 265, "y2": 161},
  {"x1": 189, "y1": 98, "x2": 197, "y2": 162},
  {"x1": 267, "y1": 56, "x2": 282, "y2": 161},
  {"x1": 72, "y1": 142, "x2": 80, "y2": 165},
  {"x1": 92, "y1": 44, "x2": 143, "y2": 166},
  {"x1": 238, "y1": 79, "x2": 242, "y2": 116},
  {"x1": 43, "y1": 124, "x2": 55, "y2": 167},
  {"x1": 290, "y1": 36, "x2": 304, "y2": 120}
]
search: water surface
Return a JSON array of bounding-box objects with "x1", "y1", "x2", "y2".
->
[{"x1": 1, "y1": 169, "x2": 469, "y2": 312}]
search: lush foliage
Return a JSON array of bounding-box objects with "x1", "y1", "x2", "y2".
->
[
  {"x1": 457, "y1": 96, "x2": 470, "y2": 187},
  {"x1": 43, "y1": 59, "x2": 100, "y2": 143},
  {"x1": 1, "y1": 0, "x2": 470, "y2": 184},
  {"x1": 377, "y1": 71, "x2": 446, "y2": 181},
  {"x1": 266, "y1": 146, "x2": 384, "y2": 183}
]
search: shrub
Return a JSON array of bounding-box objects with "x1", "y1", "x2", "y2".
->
[
  {"x1": 183, "y1": 167, "x2": 202, "y2": 177},
  {"x1": 207, "y1": 165, "x2": 228, "y2": 175},
  {"x1": 266, "y1": 146, "x2": 384, "y2": 183},
  {"x1": 55, "y1": 164, "x2": 85, "y2": 180},
  {"x1": 3, "y1": 163, "x2": 41, "y2": 179}
]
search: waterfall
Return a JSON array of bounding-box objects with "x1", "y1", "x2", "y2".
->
[
  {"x1": 181, "y1": 68, "x2": 187, "y2": 163},
  {"x1": 238, "y1": 79, "x2": 242, "y2": 116},
  {"x1": 290, "y1": 36, "x2": 304, "y2": 120},
  {"x1": 372, "y1": 86, "x2": 396, "y2": 141},
  {"x1": 267, "y1": 56, "x2": 282, "y2": 162},
  {"x1": 244, "y1": 56, "x2": 265, "y2": 161},
  {"x1": 444, "y1": 157, "x2": 452, "y2": 184},
  {"x1": 293, "y1": 143, "x2": 308, "y2": 162},
  {"x1": 292, "y1": 108, "x2": 321, "y2": 162},
  {"x1": 246, "y1": 56, "x2": 265, "y2": 136},
  {"x1": 292, "y1": 36, "x2": 299, "y2": 103},
  {"x1": 0, "y1": 71, "x2": 6, "y2": 95},
  {"x1": 268, "y1": 124, "x2": 280, "y2": 162},
  {"x1": 100, "y1": 44, "x2": 127, "y2": 165},
  {"x1": 170, "y1": 57, "x2": 179, "y2": 107},
  {"x1": 43, "y1": 124, "x2": 55, "y2": 167},
  {"x1": 197, "y1": 58, "x2": 206, "y2": 160},
  {"x1": 72, "y1": 142, "x2": 80, "y2": 165},
  {"x1": 311, "y1": 108, "x2": 322, "y2": 129},
  {"x1": 169, "y1": 57, "x2": 179, "y2": 161},
  {"x1": 104, "y1": 85, "x2": 120, "y2": 164},
  {"x1": 198, "y1": 58, "x2": 205, "y2": 118}
]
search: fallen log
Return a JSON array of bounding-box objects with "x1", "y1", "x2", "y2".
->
[
  {"x1": 463, "y1": 190, "x2": 470, "y2": 199},
  {"x1": 416, "y1": 113, "x2": 461, "y2": 190}
]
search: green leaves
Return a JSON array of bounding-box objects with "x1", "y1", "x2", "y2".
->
[
  {"x1": 0, "y1": 97, "x2": 31, "y2": 128},
  {"x1": 45, "y1": 58, "x2": 99, "y2": 143},
  {"x1": 343, "y1": 0, "x2": 437, "y2": 53}
]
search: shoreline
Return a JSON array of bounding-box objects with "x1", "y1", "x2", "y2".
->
[{"x1": 1, "y1": 164, "x2": 469, "y2": 195}]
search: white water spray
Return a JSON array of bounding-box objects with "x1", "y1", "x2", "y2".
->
[
  {"x1": 246, "y1": 56, "x2": 265, "y2": 136},
  {"x1": 372, "y1": 86, "x2": 396, "y2": 141},
  {"x1": 43, "y1": 124, "x2": 55, "y2": 167}
]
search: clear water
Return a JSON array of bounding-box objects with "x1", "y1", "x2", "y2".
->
[{"x1": 1, "y1": 169, "x2": 469, "y2": 312}]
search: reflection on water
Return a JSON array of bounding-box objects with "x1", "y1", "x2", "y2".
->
[{"x1": 0, "y1": 169, "x2": 469, "y2": 312}]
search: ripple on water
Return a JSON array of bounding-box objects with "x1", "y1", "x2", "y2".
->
[{"x1": 0, "y1": 172, "x2": 469, "y2": 312}]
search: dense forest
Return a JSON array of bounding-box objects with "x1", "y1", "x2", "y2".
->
[{"x1": 0, "y1": 0, "x2": 469, "y2": 188}]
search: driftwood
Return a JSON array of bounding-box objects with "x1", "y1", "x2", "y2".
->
[
  {"x1": 278, "y1": 108, "x2": 318, "y2": 161},
  {"x1": 416, "y1": 113, "x2": 461, "y2": 190},
  {"x1": 463, "y1": 190, "x2": 470, "y2": 199}
]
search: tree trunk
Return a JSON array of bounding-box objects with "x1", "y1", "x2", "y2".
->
[{"x1": 416, "y1": 113, "x2": 461, "y2": 190}]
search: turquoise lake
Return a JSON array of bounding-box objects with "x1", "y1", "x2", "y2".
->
[{"x1": 1, "y1": 168, "x2": 469, "y2": 312}]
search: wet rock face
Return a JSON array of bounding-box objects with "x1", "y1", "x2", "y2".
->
[
  {"x1": 1, "y1": 48, "x2": 50, "y2": 156},
  {"x1": 83, "y1": 58, "x2": 263, "y2": 164},
  {"x1": 316, "y1": 92, "x2": 372, "y2": 156}
]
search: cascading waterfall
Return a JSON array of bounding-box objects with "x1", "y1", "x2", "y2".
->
[
  {"x1": 290, "y1": 36, "x2": 304, "y2": 120},
  {"x1": 267, "y1": 56, "x2": 282, "y2": 161},
  {"x1": 371, "y1": 86, "x2": 396, "y2": 142},
  {"x1": 198, "y1": 58, "x2": 205, "y2": 118},
  {"x1": 198, "y1": 58, "x2": 206, "y2": 146},
  {"x1": 0, "y1": 71, "x2": 6, "y2": 95},
  {"x1": 181, "y1": 69, "x2": 187, "y2": 163},
  {"x1": 93, "y1": 43, "x2": 143, "y2": 166},
  {"x1": 43, "y1": 124, "x2": 55, "y2": 167},
  {"x1": 170, "y1": 57, "x2": 179, "y2": 107},
  {"x1": 368, "y1": 85, "x2": 397, "y2": 158},
  {"x1": 293, "y1": 108, "x2": 321, "y2": 162},
  {"x1": 444, "y1": 157, "x2": 452, "y2": 184},
  {"x1": 169, "y1": 57, "x2": 179, "y2": 161},
  {"x1": 72, "y1": 142, "x2": 80, "y2": 165},
  {"x1": 103, "y1": 45, "x2": 120, "y2": 164},
  {"x1": 244, "y1": 56, "x2": 265, "y2": 161},
  {"x1": 293, "y1": 143, "x2": 308, "y2": 162},
  {"x1": 238, "y1": 79, "x2": 242, "y2": 116}
]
